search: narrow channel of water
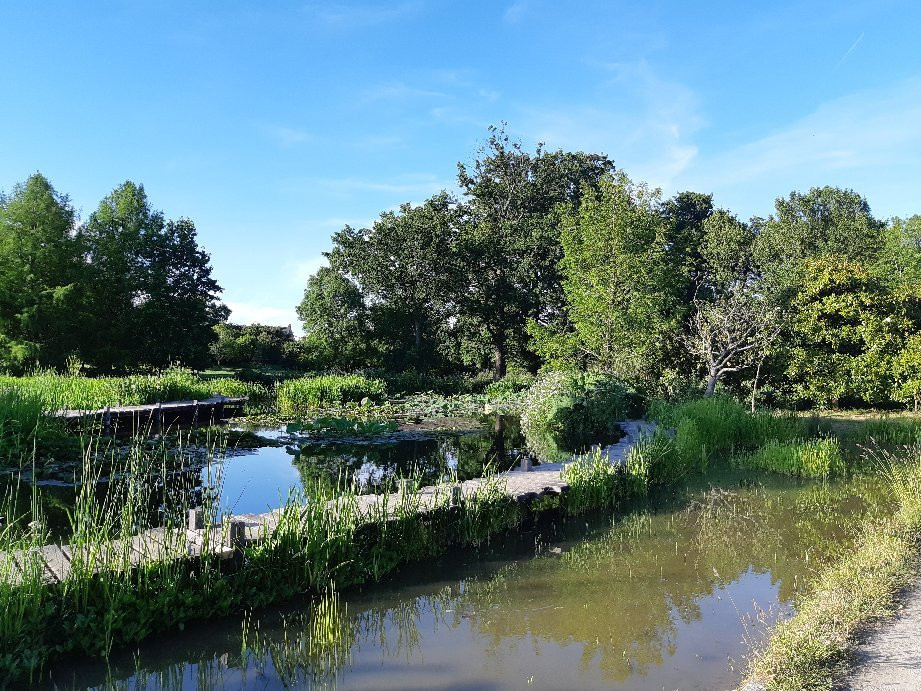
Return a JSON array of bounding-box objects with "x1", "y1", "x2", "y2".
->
[{"x1": 42, "y1": 470, "x2": 891, "y2": 690}]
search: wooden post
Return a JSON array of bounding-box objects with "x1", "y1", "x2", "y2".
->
[
  {"x1": 520, "y1": 455, "x2": 531, "y2": 472},
  {"x1": 192, "y1": 400, "x2": 199, "y2": 426},
  {"x1": 228, "y1": 520, "x2": 246, "y2": 550},
  {"x1": 451, "y1": 485, "x2": 462, "y2": 506},
  {"x1": 187, "y1": 508, "x2": 204, "y2": 530},
  {"x1": 102, "y1": 406, "x2": 112, "y2": 437},
  {"x1": 153, "y1": 401, "x2": 163, "y2": 435}
]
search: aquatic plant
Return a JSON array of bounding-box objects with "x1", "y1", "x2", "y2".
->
[
  {"x1": 276, "y1": 375, "x2": 387, "y2": 414},
  {"x1": 286, "y1": 417, "x2": 399, "y2": 435},
  {"x1": 0, "y1": 366, "x2": 267, "y2": 411},
  {"x1": 737, "y1": 438, "x2": 845, "y2": 478}
]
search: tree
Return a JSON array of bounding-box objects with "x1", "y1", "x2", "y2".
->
[
  {"x1": 0, "y1": 173, "x2": 85, "y2": 370},
  {"x1": 328, "y1": 192, "x2": 459, "y2": 370},
  {"x1": 785, "y1": 257, "x2": 919, "y2": 406},
  {"x1": 136, "y1": 218, "x2": 229, "y2": 368},
  {"x1": 296, "y1": 266, "x2": 370, "y2": 370},
  {"x1": 684, "y1": 288, "x2": 780, "y2": 397},
  {"x1": 755, "y1": 186, "x2": 886, "y2": 300},
  {"x1": 455, "y1": 125, "x2": 613, "y2": 378},
  {"x1": 81, "y1": 182, "x2": 226, "y2": 369},
  {"x1": 558, "y1": 171, "x2": 680, "y2": 387}
]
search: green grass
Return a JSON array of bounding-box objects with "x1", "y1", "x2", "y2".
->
[
  {"x1": 0, "y1": 366, "x2": 267, "y2": 411},
  {"x1": 745, "y1": 448, "x2": 921, "y2": 689},
  {"x1": 276, "y1": 375, "x2": 388, "y2": 415},
  {"x1": 737, "y1": 438, "x2": 846, "y2": 479}
]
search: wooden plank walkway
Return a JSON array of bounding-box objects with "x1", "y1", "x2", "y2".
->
[
  {"x1": 4, "y1": 420, "x2": 655, "y2": 586},
  {"x1": 54, "y1": 395, "x2": 248, "y2": 430}
]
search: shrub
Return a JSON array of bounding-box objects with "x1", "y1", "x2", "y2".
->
[
  {"x1": 484, "y1": 371, "x2": 535, "y2": 400},
  {"x1": 520, "y1": 372, "x2": 642, "y2": 459},
  {"x1": 277, "y1": 375, "x2": 387, "y2": 414},
  {"x1": 738, "y1": 438, "x2": 845, "y2": 478}
]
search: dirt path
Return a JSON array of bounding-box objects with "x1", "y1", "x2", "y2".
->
[{"x1": 845, "y1": 581, "x2": 921, "y2": 689}]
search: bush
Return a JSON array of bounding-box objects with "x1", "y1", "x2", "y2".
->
[
  {"x1": 484, "y1": 371, "x2": 535, "y2": 400},
  {"x1": 277, "y1": 375, "x2": 388, "y2": 414},
  {"x1": 738, "y1": 438, "x2": 845, "y2": 478},
  {"x1": 521, "y1": 372, "x2": 642, "y2": 459}
]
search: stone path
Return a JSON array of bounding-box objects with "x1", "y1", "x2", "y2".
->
[
  {"x1": 2, "y1": 419, "x2": 657, "y2": 586},
  {"x1": 844, "y1": 580, "x2": 921, "y2": 689}
]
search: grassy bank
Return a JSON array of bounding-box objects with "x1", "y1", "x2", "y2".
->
[{"x1": 744, "y1": 450, "x2": 921, "y2": 689}]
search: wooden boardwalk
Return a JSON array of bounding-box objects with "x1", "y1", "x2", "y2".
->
[
  {"x1": 3, "y1": 420, "x2": 655, "y2": 586},
  {"x1": 55, "y1": 395, "x2": 248, "y2": 432}
]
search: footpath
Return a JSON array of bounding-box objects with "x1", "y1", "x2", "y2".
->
[{"x1": 844, "y1": 580, "x2": 921, "y2": 690}]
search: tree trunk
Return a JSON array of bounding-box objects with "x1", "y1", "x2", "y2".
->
[
  {"x1": 413, "y1": 319, "x2": 422, "y2": 351},
  {"x1": 751, "y1": 360, "x2": 762, "y2": 413},
  {"x1": 493, "y1": 343, "x2": 507, "y2": 381},
  {"x1": 705, "y1": 369, "x2": 718, "y2": 397}
]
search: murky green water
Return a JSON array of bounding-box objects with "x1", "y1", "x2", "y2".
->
[{"x1": 42, "y1": 470, "x2": 891, "y2": 690}]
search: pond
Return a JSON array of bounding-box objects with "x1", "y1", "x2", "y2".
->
[
  {"x1": 1, "y1": 415, "x2": 532, "y2": 536},
  {"x1": 40, "y1": 469, "x2": 891, "y2": 689}
]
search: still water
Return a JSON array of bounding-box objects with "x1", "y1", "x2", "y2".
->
[{"x1": 43, "y1": 471, "x2": 889, "y2": 690}]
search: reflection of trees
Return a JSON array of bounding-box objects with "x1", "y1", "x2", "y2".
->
[
  {"x1": 292, "y1": 414, "x2": 529, "y2": 491},
  {"x1": 46, "y1": 473, "x2": 889, "y2": 689}
]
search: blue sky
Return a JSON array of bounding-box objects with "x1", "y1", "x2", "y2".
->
[{"x1": 2, "y1": 1, "x2": 920, "y2": 332}]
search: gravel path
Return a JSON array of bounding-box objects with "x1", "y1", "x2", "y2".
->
[{"x1": 845, "y1": 581, "x2": 921, "y2": 689}]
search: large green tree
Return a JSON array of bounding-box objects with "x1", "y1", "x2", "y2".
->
[
  {"x1": 0, "y1": 173, "x2": 85, "y2": 370},
  {"x1": 82, "y1": 182, "x2": 226, "y2": 369},
  {"x1": 296, "y1": 266, "x2": 370, "y2": 370},
  {"x1": 455, "y1": 125, "x2": 613, "y2": 378},
  {"x1": 328, "y1": 192, "x2": 459, "y2": 370},
  {"x1": 558, "y1": 171, "x2": 680, "y2": 387}
]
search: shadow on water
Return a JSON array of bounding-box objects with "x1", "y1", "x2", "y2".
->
[{"x1": 42, "y1": 469, "x2": 893, "y2": 690}]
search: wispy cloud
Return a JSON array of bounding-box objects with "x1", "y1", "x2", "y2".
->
[
  {"x1": 303, "y1": 2, "x2": 418, "y2": 29},
  {"x1": 261, "y1": 124, "x2": 315, "y2": 147},
  {"x1": 504, "y1": 1, "x2": 528, "y2": 24},
  {"x1": 674, "y1": 77, "x2": 921, "y2": 218},
  {"x1": 517, "y1": 60, "x2": 704, "y2": 189}
]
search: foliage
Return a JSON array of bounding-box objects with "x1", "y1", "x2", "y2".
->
[
  {"x1": 737, "y1": 438, "x2": 845, "y2": 478},
  {"x1": 210, "y1": 323, "x2": 298, "y2": 368},
  {"x1": 286, "y1": 417, "x2": 399, "y2": 435},
  {"x1": 296, "y1": 267, "x2": 371, "y2": 371},
  {"x1": 454, "y1": 125, "x2": 614, "y2": 378},
  {"x1": 785, "y1": 257, "x2": 920, "y2": 406},
  {"x1": 557, "y1": 172, "x2": 681, "y2": 386},
  {"x1": 520, "y1": 371, "x2": 641, "y2": 458},
  {"x1": 328, "y1": 192, "x2": 459, "y2": 371},
  {"x1": 0, "y1": 174, "x2": 84, "y2": 372},
  {"x1": 276, "y1": 375, "x2": 388, "y2": 414}
]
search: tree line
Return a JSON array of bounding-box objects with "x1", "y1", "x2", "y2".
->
[
  {"x1": 0, "y1": 174, "x2": 226, "y2": 372},
  {"x1": 299, "y1": 125, "x2": 921, "y2": 409}
]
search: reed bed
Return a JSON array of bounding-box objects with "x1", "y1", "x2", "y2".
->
[{"x1": 276, "y1": 375, "x2": 388, "y2": 415}]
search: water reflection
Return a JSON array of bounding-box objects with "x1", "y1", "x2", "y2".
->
[{"x1": 44, "y1": 471, "x2": 890, "y2": 690}]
